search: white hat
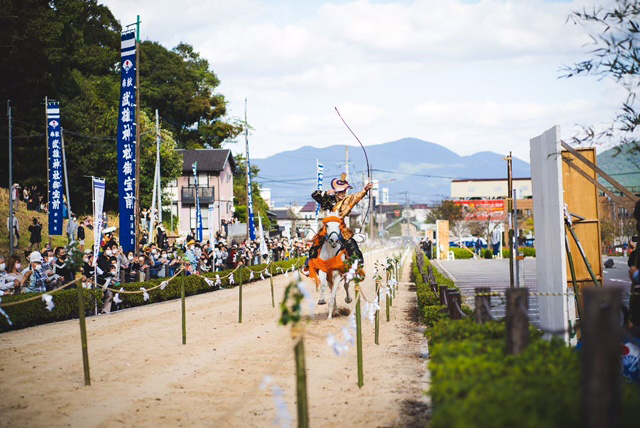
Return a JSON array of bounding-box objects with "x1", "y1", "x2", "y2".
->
[{"x1": 29, "y1": 251, "x2": 43, "y2": 263}]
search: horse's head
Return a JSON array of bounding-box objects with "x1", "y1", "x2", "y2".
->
[{"x1": 323, "y1": 216, "x2": 344, "y2": 248}]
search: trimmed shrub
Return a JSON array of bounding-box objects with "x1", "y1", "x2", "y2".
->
[
  {"x1": 0, "y1": 257, "x2": 305, "y2": 332},
  {"x1": 503, "y1": 247, "x2": 536, "y2": 258},
  {"x1": 451, "y1": 248, "x2": 474, "y2": 259},
  {"x1": 482, "y1": 249, "x2": 493, "y2": 259}
]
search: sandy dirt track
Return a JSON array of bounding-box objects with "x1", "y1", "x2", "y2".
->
[{"x1": 0, "y1": 248, "x2": 428, "y2": 427}]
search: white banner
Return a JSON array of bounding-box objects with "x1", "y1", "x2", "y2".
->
[
  {"x1": 258, "y1": 216, "x2": 268, "y2": 257},
  {"x1": 93, "y1": 177, "x2": 106, "y2": 266},
  {"x1": 208, "y1": 204, "x2": 215, "y2": 244}
]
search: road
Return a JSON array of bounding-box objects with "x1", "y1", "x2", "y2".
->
[
  {"x1": 0, "y1": 248, "x2": 429, "y2": 428},
  {"x1": 436, "y1": 256, "x2": 633, "y2": 322}
]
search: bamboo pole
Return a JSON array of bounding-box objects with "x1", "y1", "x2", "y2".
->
[
  {"x1": 181, "y1": 268, "x2": 186, "y2": 345},
  {"x1": 76, "y1": 279, "x2": 91, "y2": 386},
  {"x1": 375, "y1": 280, "x2": 380, "y2": 345},
  {"x1": 238, "y1": 266, "x2": 243, "y2": 323},
  {"x1": 294, "y1": 337, "x2": 309, "y2": 428},
  {"x1": 386, "y1": 288, "x2": 390, "y2": 322},
  {"x1": 270, "y1": 272, "x2": 275, "y2": 308},
  {"x1": 355, "y1": 288, "x2": 364, "y2": 388}
]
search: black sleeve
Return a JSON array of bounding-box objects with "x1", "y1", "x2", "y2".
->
[{"x1": 311, "y1": 191, "x2": 336, "y2": 211}]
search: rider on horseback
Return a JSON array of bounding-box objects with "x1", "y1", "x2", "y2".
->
[{"x1": 303, "y1": 173, "x2": 373, "y2": 274}]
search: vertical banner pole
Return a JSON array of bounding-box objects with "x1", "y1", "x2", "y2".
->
[
  {"x1": 76, "y1": 279, "x2": 91, "y2": 386},
  {"x1": 244, "y1": 98, "x2": 256, "y2": 241},
  {"x1": 8, "y1": 100, "x2": 13, "y2": 257},
  {"x1": 181, "y1": 268, "x2": 186, "y2": 345},
  {"x1": 60, "y1": 128, "x2": 71, "y2": 217},
  {"x1": 355, "y1": 288, "x2": 364, "y2": 388}
]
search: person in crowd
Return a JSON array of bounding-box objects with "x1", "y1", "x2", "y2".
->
[
  {"x1": 11, "y1": 184, "x2": 20, "y2": 212},
  {"x1": 214, "y1": 244, "x2": 227, "y2": 272},
  {"x1": 4, "y1": 255, "x2": 23, "y2": 293},
  {"x1": 41, "y1": 249, "x2": 59, "y2": 290},
  {"x1": 156, "y1": 223, "x2": 167, "y2": 249},
  {"x1": 102, "y1": 212, "x2": 109, "y2": 228},
  {"x1": 0, "y1": 255, "x2": 10, "y2": 293},
  {"x1": 66, "y1": 215, "x2": 78, "y2": 245},
  {"x1": 82, "y1": 252, "x2": 95, "y2": 286},
  {"x1": 22, "y1": 186, "x2": 28, "y2": 204},
  {"x1": 6, "y1": 211, "x2": 20, "y2": 250},
  {"x1": 77, "y1": 220, "x2": 85, "y2": 252},
  {"x1": 186, "y1": 229, "x2": 195, "y2": 243},
  {"x1": 197, "y1": 254, "x2": 210, "y2": 274},
  {"x1": 226, "y1": 243, "x2": 238, "y2": 269},
  {"x1": 185, "y1": 240, "x2": 197, "y2": 266},
  {"x1": 53, "y1": 247, "x2": 74, "y2": 285},
  {"x1": 21, "y1": 251, "x2": 47, "y2": 293},
  {"x1": 28, "y1": 218, "x2": 42, "y2": 251}
]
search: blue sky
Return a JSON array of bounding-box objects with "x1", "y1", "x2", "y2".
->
[{"x1": 102, "y1": 0, "x2": 620, "y2": 164}]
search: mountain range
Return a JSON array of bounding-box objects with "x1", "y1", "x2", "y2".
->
[{"x1": 252, "y1": 138, "x2": 531, "y2": 207}]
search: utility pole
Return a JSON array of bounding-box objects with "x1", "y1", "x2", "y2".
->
[
  {"x1": 156, "y1": 109, "x2": 162, "y2": 225},
  {"x1": 506, "y1": 152, "x2": 515, "y2": 288},
  {"x1": 244, "y1": 98, "x2": 250, "y2": 243},
  {"x1": 7, "y1": 101, "x2": 14, "y2": 257}
]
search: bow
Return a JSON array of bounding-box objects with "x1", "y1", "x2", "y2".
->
[{"x1": 334, "y1": 107, "x2": 371, "y2": 234}]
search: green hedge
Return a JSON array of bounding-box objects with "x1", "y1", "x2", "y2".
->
[
  {"x1": 427, "y1": 318, "x2": 640, "y2": 428},
  {"x1": 503, "y1": 247, "x2": 536, "y2": 258},
  {"x1": 451, "y1": 248, "x2": 474, "y2": 259},
  {"x1": 0, "y1": 257, "x2": 305, "y2": 332},
  {"x1": 412, "y1": 252, "x2": 470, "y2": 326}
]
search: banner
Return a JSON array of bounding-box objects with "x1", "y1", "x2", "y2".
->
[
  {"x1": 208, "y1": 203, "x2": 215, "y2": 244},
  {"x1": 315, "y1": 160, "x2": 324, "y2": 221},
  {"x1": 258, "y1": 216, "x2": 268, "y2": 257},
  {"x1": 246, "y1": 136, "x2": 257, "y2": 241},
  {"x1": 117, "y1": 30, "x2": 137, "y2": 253},
  {"x1": 193, "y1": 162, "x2": 203, "y2": 242},
  {"x1": 46, "y1": 101, "x2": 63, "y2": 235},
  {"x1": 92, "y1": 177, "x2": 106, "y2": 266}
]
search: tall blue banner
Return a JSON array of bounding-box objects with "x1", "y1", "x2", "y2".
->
[
  {"x1": 245, "y1": 139, "x2": 257, "y2": 241},
  {"x1": 47, "y1": 101, "x2": 63, "y2": 235},
  {"x1": 193, "y1": 162, "x2": 203, "y2": 242},
  {"x1": 117, "y1": 31, "x2": 137, "y2": 253},
  {"x1": 315, "y1": 160, "x2": 324, "y2": 221}
]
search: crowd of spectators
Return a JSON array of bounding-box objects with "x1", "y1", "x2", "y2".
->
[{"x1": 0, "y1": 216, "x2": 312, "y2": 314}]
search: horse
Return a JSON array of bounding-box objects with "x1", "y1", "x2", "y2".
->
[{"x1": 307, "y1": 216, "x2": 353, "y2": 319}]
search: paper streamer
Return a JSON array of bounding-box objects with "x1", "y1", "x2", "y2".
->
[
  {"x1": 259, "y1": 376, "x2": 291, "y2": 428},
  {"x1": 140, "y1": 287, "x2": 149, "y2": 301},
  {"x1": 249, "y1": 271, "x2": 254, "y2": 280},
  {"x1": 0, "y1": 293, "x2": 12, "y2": 326},
  {"x1": 205, "y1": 277, "x2": 216, "y2": 287},
  {"x1": 42, "y1": 294, "x2": 55, "y2": 312},
  {"x1": 160, "y1": 280, "x2": 169, "y2": 290},
  {"x1": 229, "y1": 274, "x2": 235, "y2": 285},
  {"x1": 113, "y1": 287, "x2": 124, "y2": 304},
  {"x1": 260, "y1": 273, "x2": 265, "y2": 281},
  {"x1": 215, "y1": 274, "x2": 222, "y2": 287}
]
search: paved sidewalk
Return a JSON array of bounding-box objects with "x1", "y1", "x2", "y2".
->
[{"x1": 436, "y1": 258, "x2": 539, "y2": 322}]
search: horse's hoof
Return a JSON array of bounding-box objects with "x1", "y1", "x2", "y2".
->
[
  {"x1": 318, "y1": 299, "x2": 326, "y2": 305},
  {"x1": 345, "y1": 297, "x2": 352, "y2": 304}
]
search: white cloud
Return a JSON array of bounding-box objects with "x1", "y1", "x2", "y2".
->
[{"x1": 100, "y1": 0, "x2": 627, "y2": 195}]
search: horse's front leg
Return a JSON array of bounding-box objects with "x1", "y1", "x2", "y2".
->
[
  {"x1": 330, "y1": 272, "x2": 340, "y2": 317},
  {"x1": 318, "y1": 271, "x2": 327, "y2": 305},
  {"x1": 344, "y1": 277, "x2": 352, "y2": 304}
]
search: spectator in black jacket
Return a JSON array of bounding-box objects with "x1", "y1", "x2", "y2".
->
[
  {"x1": 28, "y1": 218, "x2": 42, "y2": 251},
  {"x1": 77, "y1": 221, "x2": 86, "y2": 252}
]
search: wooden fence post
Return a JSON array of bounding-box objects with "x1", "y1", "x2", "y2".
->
[
  {"x1": 238, "y1": 266, "x2": 243, "y2": 324},
  {"x1": 375, "y1": 279, "x2": 380, "y2": 345},
  {"x1": 270, "y1": 273, "x2": 275, "y2": 308},
  {"x1": 76, "y1": 280, "x2": 91, "y2": 386},
  {"x1": 581, "y1": 287, "x2": 622, "y2": 428},
  {"x1": 506, "y1": 288, "x2": 529, "y2": 355},
  {"x1": 475, "y1": 287, "x2": 492, "y2": 324},
  {"x1": 448, "y1": 291, "x2": 463, "y2": 320},
  {"x1": 439, "y1": 285, "x2": 448, "y2": 306},
  {"x1": 355, "y1": 287, "x2": 364, "y2": 388}
]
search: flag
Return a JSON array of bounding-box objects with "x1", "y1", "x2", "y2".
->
[
  {"x1": 315, "y1": 160, "x2": 324, "y2": 222},
  {"x1": 258, "y1": 216, "x2": 268, "y2": 257},
  {"x1": 117, "y1": 30, "x2": 138, "y2": 253},
  {"x1": 246, "y1": 135, "x2": 257, "y2": 240},
  {"x1": 193, "y1": 162, "x2": 203, "y2": 241},
  {"x1": 208, "y1": 203, "x2": 215, "y2": 244},
  {"x1": 46, "y1": 101, "x2": 63, "y2": 235},
  {"x1": 92, "y1": 178, "x2": 106, "y2": 266}
]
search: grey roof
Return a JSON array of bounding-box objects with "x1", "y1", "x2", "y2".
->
[
  {"x1": 177, "y1": 149, "x2": 236, "y2": 174},
  {"x1": 271, "y1": 208, "x2": 294, "y2": 220}
]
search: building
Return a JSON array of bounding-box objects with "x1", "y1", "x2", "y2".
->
[
  {"x1": 450, "y1": 178, "x2": 533, "y2": 220},
  {"x1": 167, "y1": 149, "x2": 236, "y2": 237}
]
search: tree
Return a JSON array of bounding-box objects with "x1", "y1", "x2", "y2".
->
[
  {"x1": 140, "y1": 42, "x2": 243, "y2": 148},
  {"x1": 426, "y1": 199, "x2": 464, "y2": 227},
  {"x1": 564, "y1": 0, "x2": 640, "y2": 151}
]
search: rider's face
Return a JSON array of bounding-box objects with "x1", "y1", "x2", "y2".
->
[{"x1": 336, "y1": 191, "x2": 346, "y2": 201}]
